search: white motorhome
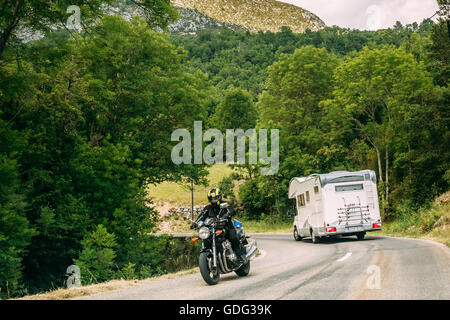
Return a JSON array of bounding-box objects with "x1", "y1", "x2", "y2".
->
[{"x1": 289, "y1": 170, "x2": 382, "y2": 242}]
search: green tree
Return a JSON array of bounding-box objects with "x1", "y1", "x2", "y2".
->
[
  {"x1": 0, "y1": 0, "x2": 178, "y2": 58},
  {"x1": 323, "y1": 45, "x2": 437, "y2": 215},
  {"x1": 218, "y1": 175, "x2": 237, "y2": 206},
  {"x1": 210, "y1": 87, "x2": 258, "y2": 178},
  {"x1": 427, "y1": 0, "x2": 450, "y2": 86},
  {"x1": 210, "y1": 87, "x2": 257, "y2": 130},
  {"x1": 74, "y1": 224, "x2": 117, "y2": 284},
  {"x1": 0, "y1": 151, "x2": 35, "y2": 298},
  {"x1": 0, "y1": 15, "x2": 210, "y2": 294},
  {"x1": 258, "y1": 46, "x2": 339, "y2": 178},
  {"x1": 252, "y1": 46, "x2": 339, "y2": 216}
]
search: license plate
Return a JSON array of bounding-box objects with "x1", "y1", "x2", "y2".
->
[{"x1": 346, "y1": 226, "x2": 363, "y2": 232}]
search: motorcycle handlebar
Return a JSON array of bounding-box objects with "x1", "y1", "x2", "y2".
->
[{"x1": 189, "y1": 218, "x2": 229, "y2": 230}]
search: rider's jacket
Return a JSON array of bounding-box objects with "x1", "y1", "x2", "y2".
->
[
  {"x1": 196, "y1": 202, "x2": 236, "y2": 231},
  {"x1": 200, "y1": 203, "x2": 234, "y2": 219}
]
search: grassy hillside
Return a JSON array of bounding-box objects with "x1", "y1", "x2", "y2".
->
[
  {"x1": 147, "y1": 164, "x2": 240, "y2": 206},
  {"x1": 172, "y1": 0, "x2": 325, "y2": 33},
  {"x1": 375, "y1": 191, "x2": 450, "y2": 247}
]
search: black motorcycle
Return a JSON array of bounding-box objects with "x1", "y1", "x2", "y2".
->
[{"x1": 188, "y1": 203, "x2": 258, "y2": 285}]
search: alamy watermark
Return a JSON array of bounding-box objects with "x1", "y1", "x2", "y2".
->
[
  {"x1": 366, "y1": 4, "x2": 383, "y2": 31},
  {"x1": 171, "y1": 121, "x2": 279, "y2": 175},
  {"x1": 366, "y1": 265, "x2": 381, "y2": 289},
  {"x1": 65, "y1": 265, "x2": 81, "y2": 289},
  {"x1": 66, "y1": 5, "x2": 82, "y2": 31}
]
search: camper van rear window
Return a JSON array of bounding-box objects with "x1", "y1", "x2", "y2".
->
[
  {"x1": 335, "y1": 184, "x2": 364, "y2": 192},
  {"x1": 329, "y1": 175, "x2": 364, "y2": 183}
]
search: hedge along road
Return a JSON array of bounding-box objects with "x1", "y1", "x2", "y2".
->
[{"x1": 77, "y1": 234, "x2": 450, "y2": 300}]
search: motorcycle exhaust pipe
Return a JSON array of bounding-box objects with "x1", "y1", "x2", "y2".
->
[
  {"x1": 218, "y1": 252, "x2": 230, "y2": 273},
  {"x1": 245, "y1": 244, "x2": 258, "y2": 260}
]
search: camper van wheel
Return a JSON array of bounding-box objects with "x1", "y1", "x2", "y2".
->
[
  {"x1": 311, "y1": 230, "x2": 319, "y2": 244},
  {"x1": 294, "y1": 227, "x2": 302, "y2": 241},
  {"x1": 356, "y1": 232, "x2": 365, "y2": 240}
]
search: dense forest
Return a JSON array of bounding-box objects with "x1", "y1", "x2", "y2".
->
[
  {"x1": 172, "y1": 17, "x2": 449, "y2": 219},
  {"x1": 0, "y1": 1, "x2": 449, "y2": 298}
]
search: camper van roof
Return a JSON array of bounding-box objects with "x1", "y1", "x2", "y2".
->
[
  {"x1": 290, "y1": 170, "x2": 377, "y2": 189},
  {"x1": 316, "y1": 170, "x2": 376, "y2": 187}
]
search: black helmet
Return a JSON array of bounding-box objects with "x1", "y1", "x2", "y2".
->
[{"x1": 207, "y1": 188, "x2": 222, "y2": 206}]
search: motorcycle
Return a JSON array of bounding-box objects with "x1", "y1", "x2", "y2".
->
[{"x1": 188, "y1": 203, "x2": 258, "y2": 285}]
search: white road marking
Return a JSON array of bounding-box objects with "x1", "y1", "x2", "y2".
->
[{"x1": 337, "y1": 252, "x2": 352, "y2": 262}]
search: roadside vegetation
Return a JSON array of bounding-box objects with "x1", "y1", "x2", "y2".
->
[
  {"x1": 14, "y1": 268, "x2": 200, "y2": 300},
  {"x1": 375, "y1": 192, "x2": 450, "y2": 247},
  {"x1": 237, "y1": 216, "x2": 293, "y2": 234}
]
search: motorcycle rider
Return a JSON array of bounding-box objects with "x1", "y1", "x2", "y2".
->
[{"x1": 191, "y1": 188, "x2": 248, "y2": 264}]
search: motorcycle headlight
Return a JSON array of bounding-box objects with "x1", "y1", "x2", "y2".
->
[{"x1": 198, "y1": 227, "x2": 210, "y2": 240}]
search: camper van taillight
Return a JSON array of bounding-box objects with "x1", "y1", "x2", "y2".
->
[
  {"x1": 373, "y1": 223, "x2": 382, "y2": 228},
  {"x1": 326, "y1": 227, "x2": 337, "y2": 233}
]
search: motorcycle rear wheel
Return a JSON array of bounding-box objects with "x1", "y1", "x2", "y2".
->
[{"x1": 199, "y1": 252, "x2": 220, "y2": 285}]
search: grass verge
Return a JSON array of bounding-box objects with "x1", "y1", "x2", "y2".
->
[
  {"x1": 14, "y1": 268, "x2": 199, "y2": 300},
  {"x1": 237, "y1": 215, "x2": 293, "y2": 234},
  {"x1": 373, "y1": 192, "x2": 450, "y2": 247}
]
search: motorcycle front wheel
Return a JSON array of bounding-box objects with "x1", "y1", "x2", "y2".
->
[{"x1": 199, "y1": 252, "x2": 220, "y2": 285}]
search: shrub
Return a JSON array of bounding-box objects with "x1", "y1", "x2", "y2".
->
[
  {"x1": 218, "y1": 175, "x2": 237, "y2": 206},
  {"x1": 74, "y1": 225, "x2": 117, "y2": 285},
  {"x1": 120, "y1": 262, "x2": 137, "y2": 280}
]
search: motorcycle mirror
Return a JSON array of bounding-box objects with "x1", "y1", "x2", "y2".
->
[{"x1": 220, "y1": 202, "x2": 229, "y2": 209}]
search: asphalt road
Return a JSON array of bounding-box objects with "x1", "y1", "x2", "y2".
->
[{"x1": 79, "y1": 234, "x2": 450, "y2": 300}]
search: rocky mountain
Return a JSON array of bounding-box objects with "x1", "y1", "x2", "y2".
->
[
  {"x1": 168, "y1": 7, "x2": 246, "y2": 34},
  {"x1": 16, "y1": 0, "x2": 326, "y2": 42},
  {"x1": 171, "y1": 0, "x2": 325, "y2": 33}
]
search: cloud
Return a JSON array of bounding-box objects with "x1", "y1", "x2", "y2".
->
[{"x1": 278, "y1": 0, "x2": 439, "y2": 30}]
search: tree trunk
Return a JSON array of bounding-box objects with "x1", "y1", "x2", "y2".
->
[
  {"x1": 247, "y1": 164, "x2": 253, "y2": 180},
  {"x1": 0, "y1": 0, "x2": 22, "y2": 59},
  {"x1": 385, "y1": 145, "x2": 389, "y2": 205},
  {"x1": 407, "y1": 141, "x2": 412, "y2": 182},
  {"x1": 191, "y1": 179, "x2": 194, "y2": 221},
  {"x1": 374, "y1": 145, "x2": 385, "y2": 202},
  {"x1": 375, "y1": 145, "x2": 384, "y2": 183}
]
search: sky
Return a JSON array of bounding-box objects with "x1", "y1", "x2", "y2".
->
[{"x1": 278, "y1": 0, "x2": 440, "y2": 30}]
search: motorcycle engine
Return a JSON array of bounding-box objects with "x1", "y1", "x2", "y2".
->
[{"x1": 222, "y1": 240, "x2": 237, "y2": 263}]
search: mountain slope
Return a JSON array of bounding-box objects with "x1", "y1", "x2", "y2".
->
[
  {"x1": 169, "y1": 7, "x2": 246, "y2": 34},
  {"x1": 171, "y1": 0, "x2": 325, "y2": 33}
]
